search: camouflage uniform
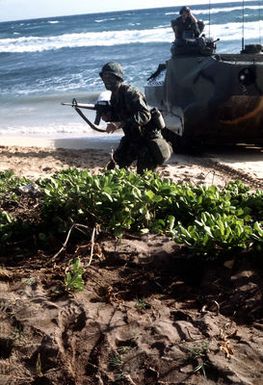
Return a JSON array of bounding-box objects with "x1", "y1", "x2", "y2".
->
[
  {"x1": 108, "y1": 83, "x2": 171, "y2": 173},
  {"x1": 171, "y1": 16, "x2": 200, "y2": 40}
]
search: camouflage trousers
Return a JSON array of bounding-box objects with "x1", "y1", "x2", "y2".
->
[{"x1": 107, "y1": 135, "x2": 172, "y2": 174}]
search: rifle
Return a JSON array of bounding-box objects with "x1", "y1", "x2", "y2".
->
[{"x1": 61, "y1": 97, "x2": 111, "y2": 133}]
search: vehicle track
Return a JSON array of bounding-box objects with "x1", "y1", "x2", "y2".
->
[{"x1": 200, "y1": 155, "x2": 263, "y2": 189}]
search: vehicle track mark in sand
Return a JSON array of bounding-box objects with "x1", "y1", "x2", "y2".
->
[{"x1": 198, "y1": 156, "x2": 263, "y2": 189}]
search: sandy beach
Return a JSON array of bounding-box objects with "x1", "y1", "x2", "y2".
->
[
  {"x1": 0, "y1": 134, "x2": 232, "y2": 186},
  {"x1": 0, "y1": 134, "x2": 119, "y2": 179},
  {"x1": 0, "y1": 134, "x2": 263, "y2": 188},
  {"x1": 1, "y1": 134, "x2": 263, "y2": 385}
]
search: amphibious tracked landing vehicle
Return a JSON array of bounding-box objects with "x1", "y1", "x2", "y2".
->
[{"x1": 145, "y1": 38, "x2": 263, "y2": 149}]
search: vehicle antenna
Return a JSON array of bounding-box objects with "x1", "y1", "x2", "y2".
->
[
  {"x1": 208, "y1": 0, "x2": 211, "y2": 38},
  {"x1": 258, "y1": 0, "x2": 262, "y2": 46},
  {"x1": 242, "y1": 0, "x2": 245, "y2": 51}
]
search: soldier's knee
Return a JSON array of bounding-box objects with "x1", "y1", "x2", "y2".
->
[
  {"x1": 148, "y1": 138, "x2": 173, "y2": 165},
  {"x1": 106, "y1": 160, "x2": 116, "y2": 170}
]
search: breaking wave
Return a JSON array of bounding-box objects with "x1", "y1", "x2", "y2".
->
[
  {"x1": 0, "y1": 21, "x2": 262, "y2": 53},
  {"x1": 0, "y1": 28, "x2": 173, "y2": 53},
  {"x1": 165, "y1": 4, "x2": 263, "y2": 16}
]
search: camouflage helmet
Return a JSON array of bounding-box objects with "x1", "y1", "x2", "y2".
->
[
  {"x1": 179, "y1": 6, "x2": 190, "y2": 15},
  {"x1": 99, "y1": 62, "x2": 124, "y2": 81}
]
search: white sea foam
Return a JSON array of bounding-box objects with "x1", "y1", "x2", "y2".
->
[
  {"x1": 0, "y1": 28, "x2": 173, "y2": 52},
  {"x1": 194, "y1": 5, "x2": 263, "y2": 15},
  {"x1": 209, "y1": 21, "x2": 263, "y2": 42},
  {"x1": 0, "y1": 121, "x2": 121, "y2": 136},
  {"x1": 165, "y1": 5, "x2": 263, "y2": 16},
  {"x1": 0, "y1": 123, "x2": 92, "y2": 135},
  {"x1": 0, "y1": 21, "x2": 262, "y2": 53},
  {"x1": 95, "y1": 17, "x2": 117, "y2": 23}
]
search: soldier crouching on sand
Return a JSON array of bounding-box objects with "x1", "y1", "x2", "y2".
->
[{"x1": 99, "y1": 62, "x2": 172, "y2": 174}]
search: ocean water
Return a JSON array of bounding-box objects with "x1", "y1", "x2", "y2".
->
[{"x1": 0, "y1": 1, "x2": 262, "y2": 136}]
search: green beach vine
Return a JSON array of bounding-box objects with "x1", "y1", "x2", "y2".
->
[{"x1": 0, "y1": 168, "x2": 262, "y2": 257}]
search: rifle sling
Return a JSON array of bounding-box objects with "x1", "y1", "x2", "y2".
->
[{"x1": 74, "y1": 107, "x2": 107, "y2": 133}]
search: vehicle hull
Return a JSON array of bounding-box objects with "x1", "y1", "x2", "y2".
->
[{"x1": 145, "y1": 53, "x2": 263, "y2": 146}]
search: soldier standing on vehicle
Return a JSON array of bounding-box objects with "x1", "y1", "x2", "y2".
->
[
  {"x1": 171, "y1": 6, "x2": 202, "y2": 40},
  {"x1": 99, "y1": 62, "x2": 172, "y2": 174}
]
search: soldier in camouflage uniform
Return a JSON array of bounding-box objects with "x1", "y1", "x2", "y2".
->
[
  {"x1": 99, "y1": 62, "x2": 172, "y2": 174},
  {"x1": 171, "y1": 6, "x2": 201, "y2": 40}
]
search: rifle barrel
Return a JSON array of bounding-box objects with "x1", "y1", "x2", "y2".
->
[{"x1": 61, "y1": 102, "x2": 96, "y2": 110}]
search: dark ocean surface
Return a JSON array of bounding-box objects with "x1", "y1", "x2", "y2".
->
[{"x1": 0, "y1": 1, "x2": 262, "y2": 135}]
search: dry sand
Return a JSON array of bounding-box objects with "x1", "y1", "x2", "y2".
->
[{"x1": 1, "y1": 134, "x2": 262, "y2": 186}]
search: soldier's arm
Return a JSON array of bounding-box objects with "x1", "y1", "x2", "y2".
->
[
  {"x1": 100, "y1": 111, "x2": 124, "y2": 134},
  {"x1": 188, "y1": 11, "x2": 200, "y2": 35},
  {"x1": 189, "y1": 10, "x2": 198, "y2": 24},
  {"x1": 171, "y1": 19, "x2": 179, "y2": 39}
]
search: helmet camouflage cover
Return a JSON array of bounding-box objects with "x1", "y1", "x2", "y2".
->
[
  {"x1": 179, "y1": 6, "x2": 190, "y2": 14},
  {"x1": 99, "y1": 62, "x2": 124, "y2": 80}
]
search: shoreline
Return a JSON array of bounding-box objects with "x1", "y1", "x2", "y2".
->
[{"x1": 0, "y1": 133, "x2": 121, "y2": 150}]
